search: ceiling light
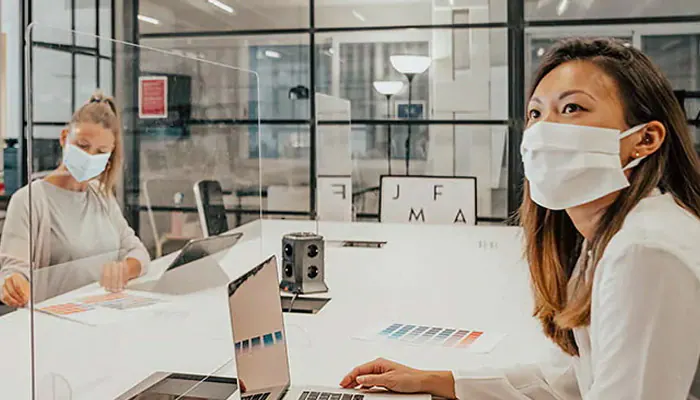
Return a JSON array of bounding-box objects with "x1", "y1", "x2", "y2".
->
[
  {"x1": 449, "y1": 0, "x2": 455, "y2": 5},
  {"x1": 556, "y1": 0, "x2": 569, "y2": 16},
  {"x1": 208, "y1": 0, "x2": 235, "y2": 14},
  {"x1": 390, "y1": 55, "x2": 432, "y2": 75},
  {"x1": 536, "y1": 47, "x2": 545, "y2": 57},
  {"x1": 352, "y1": 10, "x2": 366, "y2": 22},
  {"x1": 264, "y1": 50, "x2": 281, "y2": 59},
  {"x1": 373, "y1": 81, "x2": 404, "y2": 96},
  {"x1": 137, "y1": 14, "x2": 160, "y2": 25}
]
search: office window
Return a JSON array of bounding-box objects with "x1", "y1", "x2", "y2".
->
[
  {"x1": 525, "y1": 0, "x2": 700, "y2": 21},
  {"x1": 138, "y1": 0, "x2": 309, "y2": 33},
  {"x1": 338, "y1": 41, "x2": 430, "y2": 121},
  {"x1": 27, "y1": 0, "x2": 114, "y2": 178},
  {"x1": 124, "y1": 0, "x2": 700, "y2": 224},
  {"x1": 315, "y1": 0, "x2": 506, "y2": 28},
  {"x1": 643, "y1": 34, "x2": 700, "y2": 150},
  {"x1": 526, "y1": 35, "x2": 633, "y2": 91}
]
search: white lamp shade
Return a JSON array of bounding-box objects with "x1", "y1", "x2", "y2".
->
[
  {"x1": 373, "y1": 80, "x2": 404, "y2": 96},
  {"x1": 390, "y1": 55, "x2": 432, "y2": 75}
]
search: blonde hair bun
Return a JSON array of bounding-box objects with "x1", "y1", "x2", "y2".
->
[{"x1": 89, "y1": 89, "x2": 106, "y2": 103}]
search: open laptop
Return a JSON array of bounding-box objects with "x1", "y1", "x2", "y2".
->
[
  {"x1": 227, "y1": 256, "x2": 429, "y2": 400},
  {"x1": 133, "y1": 233, "x2": 243, "y2": 295},
  {"x1": 167, "y1": 233, "x2": 243, "y2": 272}
]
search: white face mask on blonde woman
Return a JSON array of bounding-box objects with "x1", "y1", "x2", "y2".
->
[{"x1": 62, "y1": 141, "x2": 111, "y2": 182}]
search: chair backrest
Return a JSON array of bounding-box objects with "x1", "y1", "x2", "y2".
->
[
  {"x1": 142, "y1": 178, "x2": 200, "y2": 255},
  {"x1": 194, "y1": 179, "x2": 229, "y2": 237}
]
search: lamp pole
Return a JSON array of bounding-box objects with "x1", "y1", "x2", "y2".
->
[
  {"x1": 389, "y1": 55, "x2": 431, "y2": 177},
  {"x1": 373, "y1": 80, "x2": 404, "y2": 177},
  {"x1": 385, "y1": 94, "x2": 393, "y2": 175},
  {"x1": 404, "y1": 73, "x2": 415, "y2": 176}
]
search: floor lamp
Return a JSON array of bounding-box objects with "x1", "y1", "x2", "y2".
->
[
  {"x1": 389, "y1": 55, "x2": 431, "y2": 176},
  {"x1": 372, "y1": 80, "x2": 404, "y2": 176}
]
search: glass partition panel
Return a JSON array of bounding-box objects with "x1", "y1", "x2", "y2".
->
[
  {"x1": 143, "y1": 34, "x2": 312, "y2": 122},
  {"x1": 17, "y1": 23, "x2": 263, "y2": 399}
]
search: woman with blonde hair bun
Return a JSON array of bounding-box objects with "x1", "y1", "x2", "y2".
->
[{"x1": 0, "y1": 90, "x2": 150, "y2": 307}]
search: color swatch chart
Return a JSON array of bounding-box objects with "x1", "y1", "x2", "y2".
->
[
  {"x1": 39, "y1": 292, "x2": 164, "y2": 315},
  {"x1": 78, "y1": 292, "x2": 163, "y2": 310},
  {"x1": 235, "y1": 330, "x2": 285, "y2": 354},
  {"x1": 36, "y1": 291, "x2": 170, "y2": 325},
  {"x1": 39, "y1": 302, "x2": 92, "y2": 316},
  {"x1": 356, "y1": 322, "x2": 505, "y2": 353}
]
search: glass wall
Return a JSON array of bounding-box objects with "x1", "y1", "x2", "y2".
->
[
  {"x1": 139, "y1": 0, "x2": 512, "y2": 230},
  {"x1": 135, "y1": 0, "x2": 700, "y2": 232},
  {"x1": 6, "y1": 0, "x2": 700, "y2": 238},
  {"x1": 16, "y1": 0, "x2": 113, "y2": 193}
]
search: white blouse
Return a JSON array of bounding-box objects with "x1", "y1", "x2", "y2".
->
[{"x1": 453, "y1": 192, "x2": 700, "y2": 399}]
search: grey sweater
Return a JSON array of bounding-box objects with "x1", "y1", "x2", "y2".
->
[{"x1": 0, "y1": 180, "x2": 150, "y2": 302}]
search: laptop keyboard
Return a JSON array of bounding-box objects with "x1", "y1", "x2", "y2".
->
[
  {"x1": 299, "y1": 391, "x2": 364, "y2": 400},
  {"x1": 242, "y1": 393, "x2": 271, "y2": 400},
  {"x1": 242, "y1": 390, "x2": 363, "y2": 400}
]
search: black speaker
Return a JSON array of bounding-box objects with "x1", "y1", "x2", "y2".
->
[{"x1": 279, "y1": 232, "x2": 328, "y2": 294}]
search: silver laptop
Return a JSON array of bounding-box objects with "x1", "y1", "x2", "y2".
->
[
  {"x1": 134, "y1": 233, "x2": 242, "y2": 295},
  {"x1": 227, "y1": 256, "x2": 429, "y2": 400}
]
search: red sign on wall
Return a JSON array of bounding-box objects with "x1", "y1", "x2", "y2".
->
[{"x1": 138, "y1": 76, "x2": 168, "y2": 119}]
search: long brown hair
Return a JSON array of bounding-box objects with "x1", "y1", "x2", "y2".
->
[
  {"x1": 69, "y1": 90, "x2": 123, "y2": 195},
  {"x1": 519, "y1": 38, "x2": 700, "y2": 356}
]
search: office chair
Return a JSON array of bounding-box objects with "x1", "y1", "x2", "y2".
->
[
  {"x1": 143, "y1": 178, "x2": 199, "y2": 257},
  {"x1": 194, "y1": 179, "x2": 229, "y2": 237}
]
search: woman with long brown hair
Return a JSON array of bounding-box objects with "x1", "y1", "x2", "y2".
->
[
  {"x1": 339, "y1": 38, "x2": 700, "y2": 398},
  {"x1": 0, "y1": 91, "x2": 150, "y2": 307}
]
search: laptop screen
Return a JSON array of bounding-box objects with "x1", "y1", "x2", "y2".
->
[
  {"x1": 168, "y1": 233, "x2": 242, "y2": 271},
  {"x1": 228, "y1": 256, "x2": 291, "y2": 393}
]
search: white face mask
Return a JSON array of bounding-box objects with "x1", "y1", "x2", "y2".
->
[
  {"x1": 62, "y1": 143, "x2": 111, "y2": 183},
  {"x1": 520, "y1": 121, "x2": 647, "y2": 210}
]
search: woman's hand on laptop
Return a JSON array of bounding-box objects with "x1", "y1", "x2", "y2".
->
[
  {"x1": 2, "y1": 273, "x2": 30, "y2": 307},
  {"x1": 339, "y1": 358, "x2": 455, "y2": 399}
]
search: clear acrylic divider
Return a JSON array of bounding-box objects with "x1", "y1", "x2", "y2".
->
[{"x1": 22, "y1": 23, "x2": 263, "y2": 399}]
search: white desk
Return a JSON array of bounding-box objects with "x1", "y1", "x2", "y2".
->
[{"x1": 0, "y1": 220, "x2": 560, "y2": 399}]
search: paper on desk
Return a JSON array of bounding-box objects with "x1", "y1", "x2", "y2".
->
[
  {"x1": 34, "y1": 289, "x2": 173, "y2": 326},
  {"x1": 353, "y1": 322, "x2": 506, "y2": 354}
]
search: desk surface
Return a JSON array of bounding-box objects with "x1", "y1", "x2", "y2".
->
[{"x1": 0, "y1": 220, "x2": 558, "y2": 399}]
